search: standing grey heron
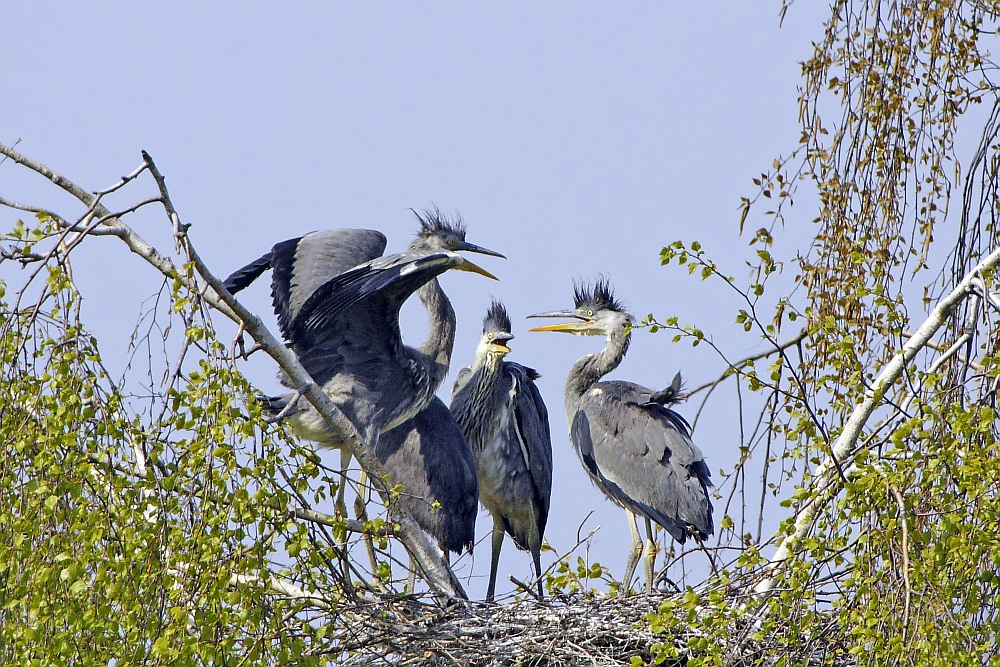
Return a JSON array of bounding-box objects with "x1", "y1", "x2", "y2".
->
[
  {"x1": 528, "y1": 278, "x2": 713, "y2": 594},
  {"x1": 451, "y1": 300, "x2": 552, "y2": 601},
  {"x1": 223, "y1": 212, "x2": 502, "y2": 518}
]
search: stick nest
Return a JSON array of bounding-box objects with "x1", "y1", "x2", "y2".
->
[{"x1": 328, "y1": 590, "x2": 853, "y2": 666}]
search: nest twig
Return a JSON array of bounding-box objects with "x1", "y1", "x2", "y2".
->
[{"x1": 314, "y1": 590, "x2": 853, "y2": 666}]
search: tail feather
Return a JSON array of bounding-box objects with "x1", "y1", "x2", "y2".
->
[
  {"x1": 223, "y1": 252, "x2": 274, "y2": 294},
  {"x1": 258, "y1": 393, "x2": 294, "y2": 418}
]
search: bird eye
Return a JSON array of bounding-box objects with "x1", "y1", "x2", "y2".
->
[
  {"x1": 587, "y1": 309, "x2": 594, "y2": 317},
  {"x1": 487, "y1": 332, "x2": 494, "y2": 340}
]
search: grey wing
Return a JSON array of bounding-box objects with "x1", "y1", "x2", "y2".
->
[
  {"x1": 223, "y1": 250, "x2": 279, "y2": 295},
  {"x1": 291, "y1": 250, "x2": 464, "y2": 349},
  {"x1": 573, "y1": 380, "x2": 713, "y2": 542},
  {"x1": 506, "y1": 363, "x2": 553, "y2": 536},
  {"x1": 270, "y1": 229, "x2": 387, "y2": 339},
  {"x1": 374, "y1": 397, "x2": 478, "y2": 554},
  {"x1": 451, "y1": 366, "x2": 473, "y2": 400}
]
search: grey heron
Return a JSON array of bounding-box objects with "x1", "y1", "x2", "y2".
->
[
  {"x1": 451, "y1": 300, "x2": 552, "y2": 601},
  {"x1": 224, "y1": 212, "x2": 501, "y2": 519},
  {"x1": 528, "y1": 278, "x2": 713, "y2": 593}
]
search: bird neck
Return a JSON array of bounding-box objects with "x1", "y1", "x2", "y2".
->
[
  {"x1": 417, "y1": 277, "x2": 456, "y2": 392},
  {"x1": 452, "y1": 351, "x2": 507, "y2": 451},
  {"x1": 566, "y1": 327, "x2": 630, "y2": 398}
]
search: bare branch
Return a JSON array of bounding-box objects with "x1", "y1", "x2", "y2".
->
[
  {"x1": 139, "y1": 150, "x2": 466, "y2": 601},
  {"x1": 289, "y1": 505, "x2": 396, "y2": 538}
]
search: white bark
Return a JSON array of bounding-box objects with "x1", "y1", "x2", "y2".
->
[
  {"x1": 0, "y1": 142, "x2": 466, "y2": 601},
  {"x1": 755, "y1": 245, "x2": 1000, "y2": 596}
]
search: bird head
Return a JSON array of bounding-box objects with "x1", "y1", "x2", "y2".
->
[
  {"x1": 481, "y1": 299, "x2": 514, "y2": 355},
  {"x1": 410, "y1": 207, "x2": 506, "y2": 259},
  {"x1": 527, "y1": 277, "x2": 634, "y2": 337}
]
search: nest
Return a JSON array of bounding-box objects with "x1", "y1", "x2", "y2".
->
[{"x1": 327, "y1": 590, "x2": 854, "y2": 666}]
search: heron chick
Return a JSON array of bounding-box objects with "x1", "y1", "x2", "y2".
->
[
  {"x1": 452, "y1": 300, "x2": 552, "y2": 601},
  {"x1": 528, "y1": 278, "x2": 713, "y2": 594}
]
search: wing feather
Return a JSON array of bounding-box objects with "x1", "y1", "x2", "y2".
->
[
  {"x1": 291, "y1": 251, "x2": 463, "y2": 348},
  {"x1": 271, "y1": 229, "x2": 387, "y2": 338},
  {"x1": 223, "y1": 250, "x2": 276, "y2": 295},
  {"x1": 508, "y1": 364, "x2": 553, "y2": 535},
  {"x1": 573, "y1": 380, "x2": 713, "y2": 542}
]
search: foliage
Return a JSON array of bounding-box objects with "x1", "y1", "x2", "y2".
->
[
  {"x1": 0, "y1": 213, "x2": 398, "y2": 664},
  {"x1": 641, "y1": 1, "x2": 1000, "y2": 665}
]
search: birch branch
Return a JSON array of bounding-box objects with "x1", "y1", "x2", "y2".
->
[
  {"x1": 0, "y1": 142, "x2": 466, "y2": 600},
  {"x1": 139, "y1": 151, "x2": 465, "y2": 600},
  {"x1": 754, "y1": 245, "x2": 1000, "y2": 596}
]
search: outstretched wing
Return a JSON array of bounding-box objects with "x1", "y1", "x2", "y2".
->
[
  {"x1": 270, "y1": 229, "x2": 387, "y2": 339},
  {"x1": 221, "y1": 228, "x2": 387, "y2": 342},
  {"x1": 291, "y1": 250, "x2": 471, "y2": 349},
  {"x1": 571, "y1": 379, "x2": 713, "y2": 542}
]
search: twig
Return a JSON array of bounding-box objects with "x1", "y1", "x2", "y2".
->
[
  {"x1": 140, "y1": 150, "x2": 467, "y2": 601},
  {"x1": 508, "y1": 576, "x2": 547, "y2": 604},
  {"x1": 686, "y1": 327, "x2": 809, "y2": 398},
  {"x1": 755, "y1": 244, "x2": 1000, "y2": 597}
]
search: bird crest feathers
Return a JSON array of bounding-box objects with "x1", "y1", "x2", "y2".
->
[
  {"x1": 411, "y1": 206, "x2": 467, "y2": 241},
  {"x1": 573, "y1": 276, "x2": 625, "y2": 313},
  {"x1": 483, "y1": 299, "x2": 512, "y2": 334}
]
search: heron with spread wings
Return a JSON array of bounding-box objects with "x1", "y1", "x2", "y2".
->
[{"x1": 224, "y1": 211, "x2": 500, "y2": 532}]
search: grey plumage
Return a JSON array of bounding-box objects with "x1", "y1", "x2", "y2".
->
[
  {"x1": 224, "y1": 211, "x2": 500, "y2": 548},
  {"x1": 451, "y1": 300, "x2": 553, "y2": 600},
  {"x1": 528, "y1": 278, "x2": 713, "y2": 593},
  {"x1": 223, "y1": 215, "x2": 500, "y2": 450},
  {"x1": 374, "y1": 397, "x2": 478, "y2": 555}
]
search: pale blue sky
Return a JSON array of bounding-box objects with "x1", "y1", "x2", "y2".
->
[{"x1": 3, "y1": 3, "x2": 825, "y2": 598}]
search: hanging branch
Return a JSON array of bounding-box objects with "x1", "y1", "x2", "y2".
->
[
  {"x1": 754, "y1": 245, "x2": 1000, "y2": 596},
  {"x1": 0, "y1": 141, "x2": 466, "y2": 601}
]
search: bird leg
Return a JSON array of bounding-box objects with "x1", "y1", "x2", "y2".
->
[
  {"x1": 531, "y1": 543, "x2": 544, "y2": 600},
  {"x1": 643, "y1": 517, "x2": 658, "y2": 595},
  {"x1": 486, "y1": 516, "x2": 505, "y2": 602},
  {"x1": 335, "y1": 449, "x2": 353, "y2": 517},
  {"x1": 621, "y1": 510, "x2": 644, "y2": 595},
  {"x1": 353, "y1": 469, "x2": 387, "y2": 590}
]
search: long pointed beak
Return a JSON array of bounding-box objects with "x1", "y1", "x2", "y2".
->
[
  {"x1": 455, "y1": 257, "x2": 499, "y2": 280},
  {"x1": 527, "y1": 321, "x2": 594, "y2": 333},
  {"x1": 459, "y1": 241, "x2": 506, "y2": 259},
  {"x1": 527, "y1": 310, "x2": 581, "y2": 320},
  {"x1": 526, "y1": 310, "x2": 590, "y2": 333}
]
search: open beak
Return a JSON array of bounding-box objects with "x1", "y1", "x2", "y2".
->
[
  {"x1": 455, "y1": 258, "x2": 500, "y2": 281},
  {"x1": 488, "y1": 331, "x2": 514, "y2": 353},
  {"x1": 459, "y1": 241, "x2": 506, "y2": 259},
  {"x1": 527, "y1": 310, "x2": 593, "y2": 334}
]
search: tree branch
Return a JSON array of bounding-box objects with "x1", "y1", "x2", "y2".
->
[
  {"x1": 754, "y1": 245, "x2": 1000, "y2": 596},
  {"x1": 0, "y1": 141, "x2": 466, "y2": 601}
]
